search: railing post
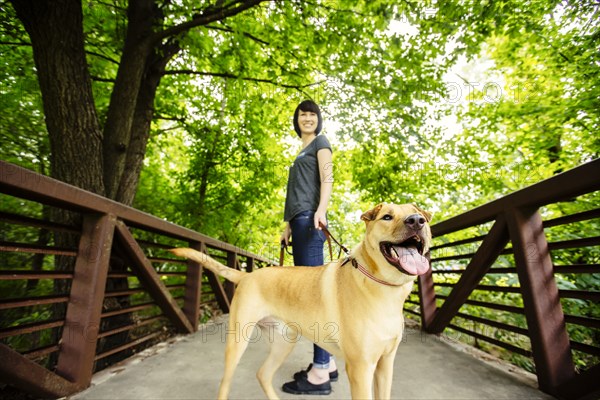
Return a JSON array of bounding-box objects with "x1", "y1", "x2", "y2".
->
[
  {"x1": 56, "y1": 213, "x2": 116, "y2": 389},
  {"x1": 246, "y1": 257, "x2": 254, "y2": 272},
  {"x1": 182, "y1": 241, "x2": 203, "y2": 331},
  {"x1": 225, "y1": 252, "x2": 238, "y2": 301},
  {"x1": 418, "y1": 268, "x2": 437, "y2": 331},
  {"x1": 204, "y1": 248, "x2": 231, "y2": 314},
  {"x1": 505, "y1": 207, "x2": 575, "y2": 395}
]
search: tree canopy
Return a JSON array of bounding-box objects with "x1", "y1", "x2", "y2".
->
[{"x1": 1, "y1": 0, "x2": 598, "y2": 248}]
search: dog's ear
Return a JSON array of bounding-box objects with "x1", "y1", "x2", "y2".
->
[
  {"x1": 412, "y1": 203, "x2": 433, "y2": 222},
  {"x1": 361, "y1": 203, "x2": 384, "y2": 222}
]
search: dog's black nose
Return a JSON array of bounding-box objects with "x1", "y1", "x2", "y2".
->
[{"x1": 404, "y1": 214, "x2": 426, "y2": 230}]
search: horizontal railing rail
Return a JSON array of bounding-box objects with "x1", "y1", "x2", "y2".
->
[
  {"x1": 0, "y1": 161, "x2": 276, "y2": 398},
  {"x1": 0, "y1": 162, "x2": 268, "y2": 259},
  {"x1": 409, "y1": 158, "x2": 600, "y2": 400}
]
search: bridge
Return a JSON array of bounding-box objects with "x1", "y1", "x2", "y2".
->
[
  {"x1": 0, "y1": 159, "x2": 599, "y2": 399},
  {"x1": 71, "y1": 317, "x2": 552, "y2": 399}
]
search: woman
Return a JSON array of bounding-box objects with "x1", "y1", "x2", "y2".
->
[{"x1": 280, "y1": 100, "x2": 337, "y2": 395}]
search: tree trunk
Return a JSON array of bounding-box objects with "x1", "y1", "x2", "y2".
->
[
  {"x1": 116, "y1": 40, "x2": 181, "y2": 205},
  {"x1": 10, "y1": 0, "x2": 105, "y2": 196},
  {"x1": 9, "y1": 0, "x2": 104, "y2": 310},
  {"x1": 103, "y1": 0, "x2": 155, "y2": 201}
]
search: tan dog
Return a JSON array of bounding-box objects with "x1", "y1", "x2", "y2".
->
[{"x1": 171, "y1": 203, "x2": 432, "y2": 399}]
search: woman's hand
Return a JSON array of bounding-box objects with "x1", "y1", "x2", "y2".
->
[
  {"x1": 314, "y1": 209, "x2": 327, "y2": 230},
  {"x1": 280, "y1": 222, "x2": 291, "y2": 246}
]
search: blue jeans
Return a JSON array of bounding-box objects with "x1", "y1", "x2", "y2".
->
[{"x1": 290, "y1": 210, "x2": 331, "y2": 369}]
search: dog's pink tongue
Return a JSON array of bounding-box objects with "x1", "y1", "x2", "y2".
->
[{"x1": 394, "y1": 246, "x2": 430, "y2": 276}]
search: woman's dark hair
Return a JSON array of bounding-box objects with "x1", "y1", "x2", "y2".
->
[{"x1": 293, "y1": 100, "x2": 323, "y2": 137}]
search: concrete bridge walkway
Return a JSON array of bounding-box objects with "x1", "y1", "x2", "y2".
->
[{"x1": 71, "y1": 318, "x2": 553, "y2": 400}]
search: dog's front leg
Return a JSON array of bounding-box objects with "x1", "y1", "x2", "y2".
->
[
  {"x1": 346, "y1": 359, "x2": 376, "y2": 399},
  {"x1": 373, "y1": 351, "x2": 397, "y2": 400}
]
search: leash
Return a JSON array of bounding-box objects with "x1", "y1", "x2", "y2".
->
[
  {"x1": 279, "y1": 224, "x2": 334, "y2": 266},
  {"x1": 279, "y1": 239, "x2": 333, "y2": 266},
  {"x1": 319, "y1": 223, "x2": 350, "y2": 256},
  {"x1": 279, "y1": 241, "x2": 291, "y2": 266},
  {"x1": 280, "y1": 223, "x2": 403, "y2": 287}
]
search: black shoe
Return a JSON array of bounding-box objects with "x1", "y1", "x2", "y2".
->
[
  {"x1": 282, "y1": 375, "x2": 332, "y2": 395},
  {"x1": 293, "y1": 363, "x2": 339, "y2": 382}
]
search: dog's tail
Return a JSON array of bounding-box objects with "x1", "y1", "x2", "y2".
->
[{"x1": 170, "y1": 248, "x2": 245, "y2": 284}]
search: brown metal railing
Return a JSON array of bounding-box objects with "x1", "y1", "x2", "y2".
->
[
  {"x1": 0, "y1": 161, "x2": 275, "y2": 398},
  {"x1": 407, "y1": 158, "x2": 600, "y2": 400}
]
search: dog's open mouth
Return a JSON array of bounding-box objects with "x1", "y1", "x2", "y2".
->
[{"x1": 380, "y1": 236, "x2": 429, "y2": 276}]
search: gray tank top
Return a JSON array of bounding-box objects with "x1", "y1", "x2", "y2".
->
[{"x1": 284, "y1": 135, "x2": 332, "y2": 221}]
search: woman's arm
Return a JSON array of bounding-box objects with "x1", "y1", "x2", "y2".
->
[{"x1": 314, "y1": 148, "x2": 333, "y2": 229}]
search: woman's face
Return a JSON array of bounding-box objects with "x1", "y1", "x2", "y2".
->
[{"x1": 297, "y1": 110, "x2": 319, "y2": 136}]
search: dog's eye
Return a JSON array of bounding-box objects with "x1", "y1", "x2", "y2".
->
[{"x1": 381, "y1": 214, "x2": 393, "y2": 221}]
